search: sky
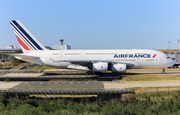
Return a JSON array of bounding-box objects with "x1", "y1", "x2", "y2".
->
[{"x1": 0, "y1": 0, "x2": 180, "y2": 50}]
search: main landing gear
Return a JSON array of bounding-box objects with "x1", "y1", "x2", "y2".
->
[
  {"x1": 85, "y1": 71, "x2": 102, "y2": 75},
  {"x1": 162, "y1": 68, "x2": 166, "y2": 74}
]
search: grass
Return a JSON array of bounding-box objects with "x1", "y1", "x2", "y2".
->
[
  {"x1": 1, "y1": 91, "x2": 180, "y2": 114},
  {"x1": 0, "y1": 62, "x2": 58, "y2": 70},
  {"x1": 124, "y1": 86, "x2": 180, "y2": 102},
  {"x1": 34, "y1": 66, "x2": 59, "y2": 70},
  {"x1": 156, "y1": 49, "x2": 180, "y2": 54},
  {"x1": 0, "y1": 66, "x2": 12, "y2": 69},
  {"x1": 126, "y1": 86, "x2": 180, "y2": 93},
  {"x1": 0, "y1": 61, "x2": 13, "y2": 69},
  {"x1": 121, "y1": 74, "x2": 180, "y2": 82},
  {"x1": 126, "y1": 68, "x2": 180, "y2": 73}
]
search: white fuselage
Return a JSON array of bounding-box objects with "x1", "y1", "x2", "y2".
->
[
  {"x1": 10, "y1": 20, "x2": 174, "y2": 73},
  {"x1": 20, "y1": 49, "x2": 174, "y2": 70}
]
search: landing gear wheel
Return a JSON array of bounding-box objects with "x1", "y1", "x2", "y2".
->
[
  {"x1": 85, "y1": 71, "x2": 90, "y2": 75},
  {"x1": 85, "y1": 71, "x2": 94, "y2": 75},
  {"x1": 162, "y1": 68, "x2": 166, "y2": 74},
  {"x1": 94, "y1": 72, "x2": 102, "y2": 75}
]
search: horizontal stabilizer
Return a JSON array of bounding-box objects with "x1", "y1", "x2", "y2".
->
[{"x1": 9, "y1": 54, "x2": 40, "y2": 59}]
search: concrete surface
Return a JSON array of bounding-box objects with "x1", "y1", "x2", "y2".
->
[
  {"x1": 0, "y1": 81, "x2": 179, "y2": 91},
  {"x1": 2, "y1": 73, "x2": 44, "y2": 77},
  {"x1": 0, "y1": 82, "x2": 22, "y2": 90}
]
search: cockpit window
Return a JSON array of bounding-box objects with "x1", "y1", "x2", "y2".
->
[{"x1": 167, "y1": 55, "x2": 171, "y2": 59}]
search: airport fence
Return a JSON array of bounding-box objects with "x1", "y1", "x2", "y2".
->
[
  {"x1": 0, "y1": 87, "x2": 133, "y2": 103},
  {"x1": 0, "y1": 87, "x2": 180, "y2": 103},
  {"x1": 124, "y1": 87, "x2": 180, "y2": 103}
]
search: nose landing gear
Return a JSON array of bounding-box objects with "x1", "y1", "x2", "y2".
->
[{"x1": 162, "y1": 68, "x2": 166, "y2": 74}]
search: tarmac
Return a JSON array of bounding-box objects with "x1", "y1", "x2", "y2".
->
[
  {"x1": 0, "y1": 71, "x2": 180, "y2": 91},
  {"x1": 104, "y1": 82, "x2": 180, "y2": 89},
  {"x1": 1, "y1": 71, "x2": 180, "y2": 77},
  {"x1": 0, "y1": 81, "x2": 180, "y2": 91},
  {"x1": 123, "y1": 72, "x2": 180, "y2": 75},
  {"x1": 2, "y1": 73, "x2": 44, "y2": 77}
]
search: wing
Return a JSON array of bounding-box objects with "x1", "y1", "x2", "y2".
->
[{"x1": 64, "y1": 60, "x2": 135, "y2": 69}]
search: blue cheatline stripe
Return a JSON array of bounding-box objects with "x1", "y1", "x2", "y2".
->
[
  {"x1": 10, "y1": 21, "x2": 36, "y2": 50},
  {"x1": 12, "y1": 20, "x2": 43, "y2": 50},
  {"x1": 12, "y1": 28, "x2": 33, "y2": 50}
]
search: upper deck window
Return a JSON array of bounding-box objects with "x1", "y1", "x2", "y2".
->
[
  {"x1": 64, "y1": 53, "x2": 79, "y2": 55},
  {"x1": 86, "y1": 53, "x2": 116, "y2": 55}
]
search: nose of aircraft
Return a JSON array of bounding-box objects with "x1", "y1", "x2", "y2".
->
[{"x1": 168, "y1": 59, "x2": 174, "y2": 66}]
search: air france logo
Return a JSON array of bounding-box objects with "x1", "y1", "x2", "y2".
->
[{"x1": 113, "y1": 53, "x2": 157, "y2": 58}]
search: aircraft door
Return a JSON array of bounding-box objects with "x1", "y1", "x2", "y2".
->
[
  {"x1": 59, "y1": 51, "x2": 63, "y2": 58},
  {"x1": 137, "y1": 59, "x2": 141, "y2": 64},
  {"x1": 81, "y1": 52, "x2": 84, "y2": 58},
  {"x1": 160, "y1": 57, "x2": 163, "y2": 63}
]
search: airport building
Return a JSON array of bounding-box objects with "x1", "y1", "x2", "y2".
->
[
  {"x1": 0, "y1": 45, "x2": 19, "y2": 60},
  {"x1": 0, "y1": 45, "x2": 18, "y2": 53},
  {"x1": 50, "y1": 39, "x2": 71, "y2": 50},
  {"x1": 168, "y1": 52, "x2": 180, "y2": 63}
]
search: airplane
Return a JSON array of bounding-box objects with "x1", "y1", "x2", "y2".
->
[{"x1": 9, "y1": 20, "x2": 174, "y2": 75}]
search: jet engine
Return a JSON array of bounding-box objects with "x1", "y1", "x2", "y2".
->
[
  {"x1": 92, "y1": 62, "x2": 108, "y2": 72},
  {"x1": 111, "y1": 63, "x2": 126, "y2": 73}
]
